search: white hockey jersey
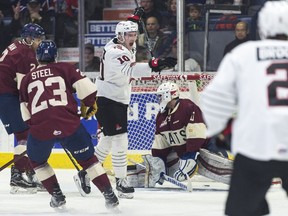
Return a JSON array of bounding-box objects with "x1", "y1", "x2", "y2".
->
[
  {"x1": 201, "y1": 39, "x2": 288, "y2": 161},
  {"x1": 96, "y1": 38, "x2": 152, "y2": 104}
]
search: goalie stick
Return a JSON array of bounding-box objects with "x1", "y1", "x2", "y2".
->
[
  {"x1": 0, "y1": 150, "x2": 27, "y2": 172},
  {"x1": 61, "y1": 144, "x2": 91, "y2": 196},
  {"x1": 128, "y1": 159, "x2": 193, "y2": 192}
]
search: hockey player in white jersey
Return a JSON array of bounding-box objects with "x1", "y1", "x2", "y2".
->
[
  {"x1": 201, "y1": 1, "x2": 288, "y2": 216},
  {"x1": 94, "y1": 8, "x2": 177, "y2": 199}
]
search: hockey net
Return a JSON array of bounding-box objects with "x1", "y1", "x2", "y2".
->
[{"x1": 128, "y1": 72, "x2": 215, "y2": 151}]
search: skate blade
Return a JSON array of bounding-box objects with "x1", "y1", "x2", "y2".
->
[
  {"x1": 73, "y1": 174, "x2": 88, "y2": 197},
  {"x1": 118, "y1": 191, "x2": 134, "y2": 199},
  {"x1": 53, "y1": 204, "x2": 67, "y2": 213},
  {"x1": 107, "y1": 206, "x2": 121, "y2": 214},
  {"x1": 10, "y1": 186, "x2": 37, "y2": 194},
  {"x1": 37, "y1": 186, "x2": 47, "y2": 192}
]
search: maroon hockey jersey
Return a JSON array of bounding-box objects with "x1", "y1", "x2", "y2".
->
[
  {"x1": 152, "y1": 98, "x2": 207, "y2": 158},
  {"x1": 19, "y1": 62, "x2": 97, "y2": 141},
  {"x1": 0, "y1": 41, "x2": 38, "y2": 95}
]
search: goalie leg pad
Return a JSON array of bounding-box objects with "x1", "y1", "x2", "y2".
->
[
  {"x1": 197, "y1": 148, "x2": 233, "y2": 184},
  {"x1": 173, "y1": 152, "x2": 198, "y2": 182},
  {"x1": 142, "y1": 154, "x2": 165, "y2": 187},
  {"x1": 166, "y1": 151, "x2": 179, "y2": 177}
]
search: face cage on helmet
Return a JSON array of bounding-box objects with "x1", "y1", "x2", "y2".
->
[{"x1": 158, "y1": 90, "x2": 173, "y2": 113}]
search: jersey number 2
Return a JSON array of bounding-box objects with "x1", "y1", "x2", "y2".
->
[{"x1": 267, "y1": 63, "x2": 288, "y2": 106}]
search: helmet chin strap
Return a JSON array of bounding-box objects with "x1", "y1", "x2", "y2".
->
[
  {"x1": 117, "y1": 33, "x2": 125, "y2": 44},
  {"x1": 22, "y1": 38, "x2": 34, "y2": 46}
]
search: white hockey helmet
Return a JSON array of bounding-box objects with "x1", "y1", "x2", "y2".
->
[
  {"x1": 115, "y1": 21, "x2": 138, "y2": 43},
  {"x1": 156, "y1": 82, "x2": 180, "y2": 113},
  {"x1": 258, "y1": 1, "x2": 288, "y2": 40}
]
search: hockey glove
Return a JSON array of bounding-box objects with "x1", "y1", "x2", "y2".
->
[
  {"x1": 80, "y1": 101, "x2": 98, "y2": 120},
  {"x1": 149, "y1": 57, "x2": 177, "y2": 72},
  {"x1": 127, "y1": 7, "x2": 145, "y2": 23}
]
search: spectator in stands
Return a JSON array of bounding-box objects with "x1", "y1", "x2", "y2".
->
[
  {"x1": 18, "y1": 0, "x2": 55, "y2": 39},
  {"x1": 139, "y1": 0, "x2": 163, "y2": 28},
  {"x1": 167, "y1": 38, "x2": 201, "y2": 72},
  {"x1": 186, "y1": 4, "x2": 204, "y2": 31},
  {"x1": 215, "y1": 0, "x2": 239, "y2": 30},
  {"x1": 0, "y1": 3, "x2": 21, "y2": 53},
  {"x1": 136, "y1": 16, "x2": 168, "y2": 61},
  {"x1": 84, "y1": 0, "x2": 103, "y2": 20},
  {"x1": 55, "y1": 0, "x2": 78, "y2": 47},
  {"x1": 20, "y1": 0, "x2": 55, "y2": 14},
  {"x1": 161, "y1": 0, "x2": 177, "y2": 33},
  {"x1": 75, "y1": 43, "x2": 100, "y2": 72},
  {"x1": 223, "y1": 21, "x2": 250, "y2": 56},
  {"x1": 0, "y1": 0, "x2": 14, "y2": 17}
]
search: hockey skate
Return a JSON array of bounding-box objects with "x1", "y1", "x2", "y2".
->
[
  {"x1": 26, "y1": 169, "x2": 46, "y2": 192},
  {"x1": 50, "y1": 185, "x2": 66, "y2": 210},
  {"x1": 73, "y1": 170, "x2": 91, "y2": 196},
  {"x1": 10, "y1": 165, "x2": 37, "y2": 194},
  {"x1": 116, "y1": 178, "x2": 134, "y2": 199},
  {"x1": 103, "y1": 187, "x2": 120, "y2": 212}
]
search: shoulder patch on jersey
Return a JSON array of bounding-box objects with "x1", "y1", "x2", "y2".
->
[
  {"x1": 186, "y1": 122, "x2": 206, "y2": 139},
  {"x1": 115, "y1": 44, "x2": 124, "y2": 50}
]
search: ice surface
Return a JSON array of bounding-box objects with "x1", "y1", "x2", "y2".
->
[{"x1": 0, "y1": 169, "x2": 287, "y2": 216}]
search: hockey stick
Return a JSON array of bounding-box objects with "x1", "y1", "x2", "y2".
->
[
  {"x1": 128, "y1": 159, "x2": 193, "y2": 192},
  {"x1": 161, "y1": 173, "x2": 193, "y2": 192},
  {"x1": 60, "y1": 144, "x2": 91, "y2": 196},
  {"x1": 62, "y1": 146, "x2": 80, "y2": 171},
  {"x1": 0, "y1": 150, "x2": 27, "y2": 172},
  {"x1": 133, "y1": 0, "x2": 154, "y2": 58}
]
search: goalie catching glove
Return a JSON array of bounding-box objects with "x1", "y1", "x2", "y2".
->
[
  {"x1": 127, "y1": 7, "x2": 145, "y2": 23},
  {"x1": 80, "y1": 100, "x2": 98, "y2": 120},
  {"x1": 149, "y1": 57, "x2": 177, "y2": 72}
]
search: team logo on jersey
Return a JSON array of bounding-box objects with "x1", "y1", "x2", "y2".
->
[
  {"x1": 115, "y1": 124, "x2": 122, "y2": 131},
  {"x1": 53, "y1": 130, "x2": 62, "y2": 136},
  {"x1": 159, "y1": 120, "x2": 168, "y2": 128}
]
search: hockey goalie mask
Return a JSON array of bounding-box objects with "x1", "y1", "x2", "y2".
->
[
  {"x1": 258, "y1": 1, "x2": 288, "y2": 40},
  {"x1": 157, "y1": 82, "x2": 180, "y2": 113},
  {"x1": 115, "y1": 21, "x2": 138, "y2": 44}
]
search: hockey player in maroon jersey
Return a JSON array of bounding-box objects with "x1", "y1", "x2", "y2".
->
[
  {"x1": 19, "y1": 40, "x2": 119, "y2": 210},
  {"x1": 0, "y1": 23, "x2": 45, "y2": 193},
  {"x1": 143, "y1": 82, "x2": 208, "y2": 186}
]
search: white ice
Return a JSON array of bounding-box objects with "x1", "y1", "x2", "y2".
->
[{"x1": 0, "y1": 168, "x2": 287, "y2": 216}]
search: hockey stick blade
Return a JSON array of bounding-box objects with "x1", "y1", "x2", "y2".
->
[
  {"x1": 161, "y1": 173, "x2": 193, "y2": 192},
  {"x1": 0, "y1": 150, "x2": 27, "y2": 172}
]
